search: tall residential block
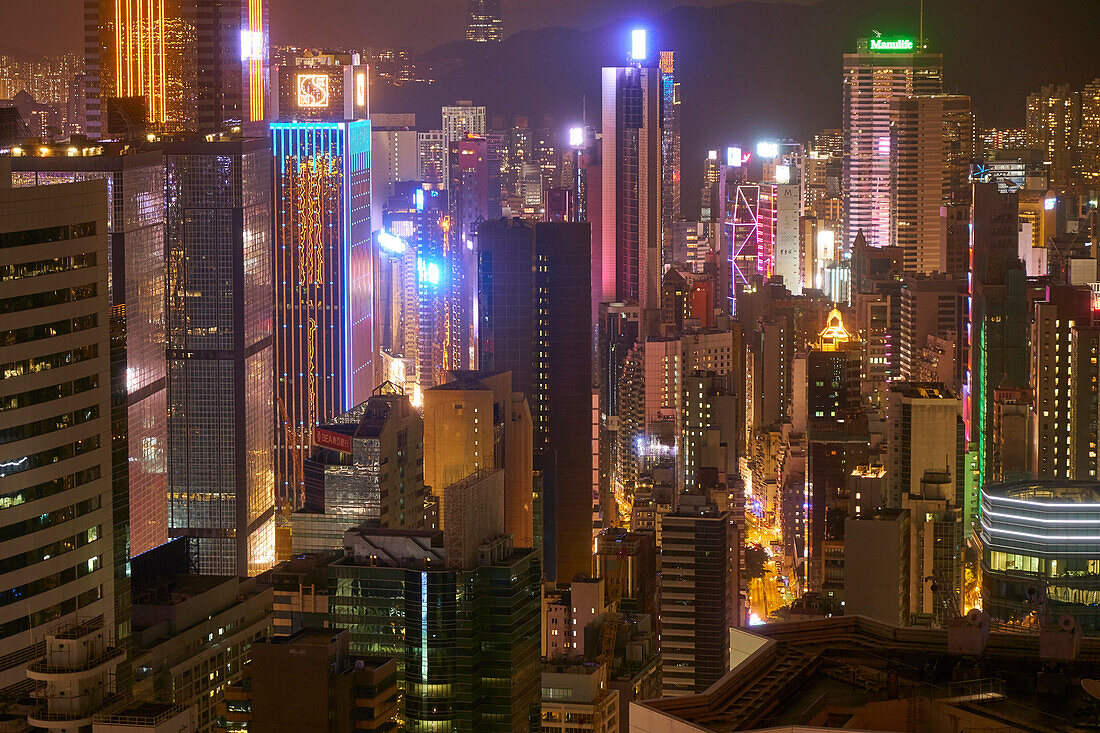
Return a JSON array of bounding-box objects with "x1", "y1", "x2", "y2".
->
[{"x1": 658, "y1": 495, "x2": 736, "y2": 697}]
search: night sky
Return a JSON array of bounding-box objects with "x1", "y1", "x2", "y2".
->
[{"x1": 3, "y1": 0, "x2": 812, "y2": 56}]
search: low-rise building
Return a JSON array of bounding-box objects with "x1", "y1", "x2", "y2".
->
[{"x1": 129, "y1": 540, "x2": 272, "y2": 732}]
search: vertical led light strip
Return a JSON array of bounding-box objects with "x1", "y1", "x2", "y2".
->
[
  {"x1": 248, "y1": 0, "x2": 264, "y2": 121},
  {"x1": 420, "y1": 571, "x2": 429, "y2": 680},
  {"x1": 343, "y1": 124, "x2": 353, "y2": 411},
  {"x1": 157, "y1": 0, "x2": 166, "y2": 121},
  {"x1": 115, "y1": 0, "x2": 124, "y2": 97}
]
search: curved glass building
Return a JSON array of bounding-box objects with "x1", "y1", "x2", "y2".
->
[{"x1": 978, "y1": 481, "x2": 1100, "y2": 632}]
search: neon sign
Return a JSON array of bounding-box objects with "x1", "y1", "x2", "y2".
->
[
  {"x1": 297, "y1": 74, "x2": 330, "y2": 108},
  {"x1": 356, "y1": 72, "x2": 367, "y2": 107},
  {"x1": 418, "y1": 258, "x2": 441, "y2": 286},
  {"x1": 869, "y1": 38, "x2": 915, "y2": 52}
]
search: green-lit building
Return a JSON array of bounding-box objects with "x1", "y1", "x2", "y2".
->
[{"x1": 270, "y1": 527, "x2": 540, "y2": 732}]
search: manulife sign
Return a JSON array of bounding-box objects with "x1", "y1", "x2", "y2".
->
[{"x1": 869, "y1": 38, "x2": 915, "y2": 51}]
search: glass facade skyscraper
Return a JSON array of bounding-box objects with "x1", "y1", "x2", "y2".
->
[
  {"x1": 11, "y1": 146, "x2": 169, "y2": 559},
  {"x1": 163, "y1": 136, "x2": 275, "y2": 576},
  {"x1": 271, "y1": 531, "x2": 540, "y2": 732}
]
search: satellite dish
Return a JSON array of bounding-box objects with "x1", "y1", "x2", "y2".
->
[{"x1": 1082, "y1": 679, "x2": 1100, "y2": 700}]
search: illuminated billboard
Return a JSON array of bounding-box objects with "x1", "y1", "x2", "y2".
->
[
  {"x1": 297, "y1": 74, "x2": 330, "y2": 108},
  {"x1": 869, "y1": 38, "x2": 915, "y2": 52}
]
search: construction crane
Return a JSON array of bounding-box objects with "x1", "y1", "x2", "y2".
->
[{"x1": 591, "y1": 545, "x2": 628, "y2": 733}]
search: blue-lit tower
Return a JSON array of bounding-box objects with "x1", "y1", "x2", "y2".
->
[{"x1": 270, "y1": 53, "x2": 373, "y2": 507}]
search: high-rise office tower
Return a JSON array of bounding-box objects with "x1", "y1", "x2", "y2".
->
[
  {"x1": 658, "y1": 495, "x2": 736, "y2": 697},
  {"x1": 966, "y1": 183, "x2": 1028, "y2": 492},
  {"x1": 802, "y1": 308, "x2": 866, "y2": 591},
  {"x1": 477, "y1": 219, "x2": 592, "y2": 583},
  {"x1": 602, "y1": 31, "x2": 662, "y2": 317},
  {"x1": 423, "y1": 370, "x2": 534, "y2": 546},
  {"x1": 0, "y1": 176, "x2": 123, "y2": 697},
  {"x1": 448, "y1": 134, "x2": 502, "y2": 371},
  {"x1": 163, "y1": 135, "x2": 274, "y2": 576},
  {"x1": 293, "y1": 391, "x2": 431, "y2": 552},
  {"x1": 84, "y1": 0, "x2": 269, "y2": 137},
  {"x1": 1030, "y1": 285, "x2": 1096, "y2": 480},
  {"x1": 11, "y1": 145, "x2": 169, "y2": 559},
  {"x1": 700, "y1": 150, "x2": 721, "y2": 225},
  {"x1": 441, "y1": 101, "x2": 486, "y2": 188},
  {"x1": 889, "y1": 95, "x2": 974, "y2": 273},
  {"x1": 466, "y1": 0, "x2": 503, "y2": 42},
  {"x1": 660, "y1": 50, "x2": 681, "y2": 264},
  {"x1": 269, "y1": 56, "x2": 373, "y2": 505},
  {"x1": 843, "y1": 36, "x2": 942, "y2": 248}
]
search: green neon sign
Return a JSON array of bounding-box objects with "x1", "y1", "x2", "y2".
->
[{"x1": 869, "y1": 38, "x2": 915, "y2": 51}]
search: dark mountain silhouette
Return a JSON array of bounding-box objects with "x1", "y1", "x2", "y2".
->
[{"x1": 370, "y1": 0, "x2": 1100, "y2": 217}]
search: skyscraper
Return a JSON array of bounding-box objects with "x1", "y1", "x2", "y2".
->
[
  {"x1": 477, "y1": 218, "x2": 592, "y2": 583},
  {"x1": 1029, "y1": 285, "x2": 1096, "y2": 480},
  {"x1": 270, "y1": 118, "x2": 373, "y2": 504},
  {"x1": 163, "y1": 135, "x2": 274, "y2": 576},
  {"x1": 84, "y1": 0, "x2": 269, "y2": 137},
  {"x1": 966, "y1": 183, "x2": 1028, "y2": 493},
  {"x1": 843, "y1": 36, "x2": 942, "y2": 248},
  {"x1": 602, "y1": 31, "x2": 662, "y2": 316},
  {"x1": 466, "y1": 0, "x2": 503, "y2": 42},
  {"x1": 11, "y1": 145, "x2": 169, "y2": 559},
  {"x1": 1025, "y1": 83, "x2": 1081, "y2": 173},
  {"x1": 889, "y1": 94, "x2": 973, "y2": 273},
  {"x1": 0, "y1": 175, "x2": 123, "y2": 697},
  {"x1": 660, "y1": 50, "x2": 681, "y2": 264},
  {"x1": 658, "y1": 495, "x2": 736, "y2": 696}
]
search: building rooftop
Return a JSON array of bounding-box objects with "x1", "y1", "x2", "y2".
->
[
  {"x1": 984, "y1": 480, "x2": 1100, "y2": 504},
  {"x1": 633, "y1": 615, "x2": 1100, "y2": 733},
  {"x1": 889, "y1": 381, "x2": 956, "y2": 400}
]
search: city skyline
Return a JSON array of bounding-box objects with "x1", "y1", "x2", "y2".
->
[{"x1": 3, "y1": 2, "x2": 1100, "y2": 731}]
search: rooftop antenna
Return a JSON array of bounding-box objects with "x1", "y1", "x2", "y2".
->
[{"x1": 920, "y1": 0, "x2": 924, "y2": 49}]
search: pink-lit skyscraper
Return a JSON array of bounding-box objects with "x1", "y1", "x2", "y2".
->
[
  {"x1": 843, "y1": 37, "x2": 942, "y2": 249},
  {"x1": 601, "y1": 30, "x2": 662, "y2": 316}
]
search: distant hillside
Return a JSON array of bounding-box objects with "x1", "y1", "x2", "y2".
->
[{"x1": 370, "y1": 0, "x2": 1100, "y2": 217}]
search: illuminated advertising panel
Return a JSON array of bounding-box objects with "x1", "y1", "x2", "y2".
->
[
  {"x1": 869, "y1": 38, "x2": 915, "y2": 52},
  {"x1": 297, "y1": 74, "x2": 330, "y2": 108}
]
